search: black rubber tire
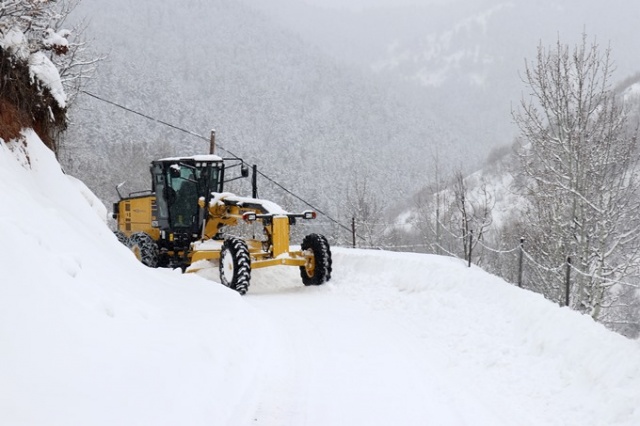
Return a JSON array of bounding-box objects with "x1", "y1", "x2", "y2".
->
[
  {"x1": 300, "y1": 233, "x2": 332, "y2": 286},
  {"x1": 128, "y1": 232, "x2": 159, "y2": 268},
  {"x1": 219, "y1": 237, "x2": 251, "y2": 295},
  {"x1": 114, "y1": 230, "x2": 128, "y2": 245}
]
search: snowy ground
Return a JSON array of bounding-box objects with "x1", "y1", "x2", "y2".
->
[{"x1": 2, "y1": 131, "x2": 640, "y2": 425}]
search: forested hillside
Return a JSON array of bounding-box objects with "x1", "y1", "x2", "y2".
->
[
  {"x1": 391, "y1": 70, "x2": 640, "y2": 338},
  {"x1": 61, "y1": 0, "x2": 640, "y2": 246},
  {"x1": 61, "y1": 0, "x2": 468, "y2": 236}
]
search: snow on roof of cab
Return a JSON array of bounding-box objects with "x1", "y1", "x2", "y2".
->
[{"x1": 157, "y1": 154, "x2": 223, "y2": 162}]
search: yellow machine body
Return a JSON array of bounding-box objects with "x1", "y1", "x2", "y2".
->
[
  {"x1": 115, "y1": 194, "x2": 160, "y2": 240},
  {"x1": 188, "y1": 197, "x2": 310, "y2": 271}
]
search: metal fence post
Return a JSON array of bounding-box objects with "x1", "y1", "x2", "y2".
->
[
  {"x1": 518, "y1": 237, "x2": 524, "y2": 288},
  {"x1": 351, "y1": 217, "x2": 356, "y2": 249},
  {"x1": 565, "y1": 256, "x2": 572, "y2": 307},
  {"x1": 468, "y1": 230, "x2": 473, "y2": 268}
]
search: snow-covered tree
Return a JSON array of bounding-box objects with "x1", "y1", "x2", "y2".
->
[
  {"x1": 0, "y1": 0, "x2": 98, "y2": 151},
  {"x1": 408, "y1": 163, "x2": 494, "y2": 264},
  {"x1": 513, "y1": 34, "x2": 640, "y2": 320},
  {"x1": 344, "y1": 171, "x2": 388, "y2": 248},
  {"x1": 451, "y1": 170, "x2": 494, "y2": 265}
]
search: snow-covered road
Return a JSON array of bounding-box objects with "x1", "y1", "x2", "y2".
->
[
  {"x1": 2, "y1": 132, "x2": 640, "y2": 426},
  {"x1": 243, "y1": 284, "x2": 500, "y2": 426},
  {"x1": 197, "y1": 247, "x2": 640, "y2": 426},
  {"x1": 245, "y1": 285, "x2": 472, "y2": 425}
]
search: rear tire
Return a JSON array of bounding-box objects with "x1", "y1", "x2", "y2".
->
[
  {"x1": 300, "y1": 233, "x2": 332, "y2": 285},
  {"x1": 219, "y1": 237, "x2": 251, "y2": 295},
  {"x1": 128, "y1": 232, "x2": 159, "y2": 268},
  {"x1": 114, "y1": 230, "x2": 128, "y2": 245}
]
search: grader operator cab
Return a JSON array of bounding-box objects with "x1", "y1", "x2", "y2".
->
[{"x1": 113, "y1": 155, "x2": 332, "y2": 294}]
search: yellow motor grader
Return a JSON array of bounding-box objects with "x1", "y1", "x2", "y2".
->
[{"x1": 112, "y1": 154, "x2": 332, "y2": 294}]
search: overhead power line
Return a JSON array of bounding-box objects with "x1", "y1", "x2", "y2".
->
[
  {"x1": 79, "y1": 90, "x2": 363, "y2": 240},
  {"x1": 81, "y1": 90, "x2": 211, "y2": 144},
  {"x1": 255, "y1": 169, "x2": 357, "y2": 236}
]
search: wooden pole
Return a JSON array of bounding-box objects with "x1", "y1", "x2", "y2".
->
[
  {"x1": 252, "y1": 164, "x2": 258, "y2": 199},
  {"x1": 209, "y1": 129, "x2": 216, "y2": 155}
]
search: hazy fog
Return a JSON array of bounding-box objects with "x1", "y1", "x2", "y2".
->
[{"x1": 64, "y1": 0, "x2": 640, "y2": 220}]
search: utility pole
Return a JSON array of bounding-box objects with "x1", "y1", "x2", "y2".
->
[
  {"x1": 252, "y1": 165, "x2": 258, "y2": 199},
  {"x1": 209, "y1": 129, "x2": 216, "y2": 155}
]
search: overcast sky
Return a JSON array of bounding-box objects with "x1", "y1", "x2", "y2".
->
[{"x1": 292, "y1": 0, "x2": 452, "y2": 11}]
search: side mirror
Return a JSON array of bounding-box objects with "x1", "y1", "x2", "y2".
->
[
  {"x1": 241, "y1": 163, "x2": 249, "y2": 178},
  {"x1": 169, "y1": 165, "x2": 181, "y2": 178}
]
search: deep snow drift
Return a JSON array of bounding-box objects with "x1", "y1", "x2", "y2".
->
[{"x1": 1, "y1": 131, "x2": 640, "y2": 425}]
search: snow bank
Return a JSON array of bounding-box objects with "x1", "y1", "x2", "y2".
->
[
  {"x1": 330, "y1": 249, "x2": 640, "y2": 426},
  {"x1": 66, "y1": 174, "x2": 109, "y2": 223},
  {"x1": 0, "y1": 131, "x2": 264, "y2": 425}
]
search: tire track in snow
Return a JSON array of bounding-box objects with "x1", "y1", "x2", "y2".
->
[
  {"x1": 240, "y1": 290, "x2": 314, "y2": 425},
  {"x1": 240, "y1": 269, "x2": 509, "y2": 426}
]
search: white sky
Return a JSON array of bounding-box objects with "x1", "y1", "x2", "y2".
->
[{"x1": 294, "y1": 0, "x2": 452, "y2": 11}]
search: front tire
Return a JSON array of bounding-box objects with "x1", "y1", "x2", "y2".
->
[
  {"x1": 300, "y1": 233, "x2": 332, "y2": 285},
  {"x1": 128, "y1": 232, "x2": 159, "y2": 268},
  {"x1": 219, "y1": 237, "x2": 251, "y2": 295}
]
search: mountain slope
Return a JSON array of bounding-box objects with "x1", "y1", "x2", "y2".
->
[
  {"x1": 62, "y1": 0, "x2": 464, "y2": 219},
  {"x1": 246, "y1": 0, "x2": 640, "y2": 166}
]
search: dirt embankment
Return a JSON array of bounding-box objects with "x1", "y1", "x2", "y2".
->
[
  {"x1": 0, "y1": 98, "x2": 30, "y2": 142},
  {"x1": 0, "y1": 48, "x2": 66, "y2": 150}
]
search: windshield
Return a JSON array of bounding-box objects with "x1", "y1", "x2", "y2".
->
[{"x1": 166, "y1": 161, "x2": 221, "y2": 231}]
